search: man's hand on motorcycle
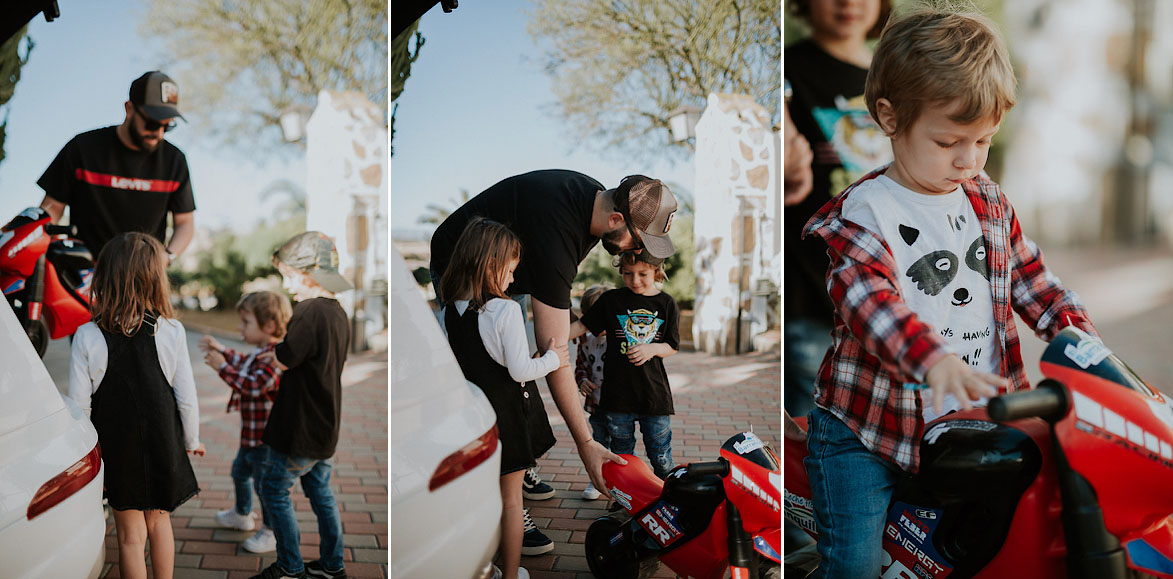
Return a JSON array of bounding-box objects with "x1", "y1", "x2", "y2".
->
[
  {"x1": 926, "y1": 355, "x2": 1005, "y2": 414},
  {"x1": 579, "y1": 438, "x2": 627, "y2": 491}
]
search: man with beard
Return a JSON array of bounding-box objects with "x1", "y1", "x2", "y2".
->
[
  {"x1": 429, "y1": 170, "x2": 679, "y2": 496},
  {"x1": 37, "y1": 71, "x2": 195, "y2": 262}
]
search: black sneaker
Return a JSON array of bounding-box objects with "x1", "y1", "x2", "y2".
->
[
  {"x1": 249, "y1": 563, "x2": 306, "y2": 579},
  {"x1": 522, "y1": 468, "x2": 555, "y2": 500},
  {"x1": 305, "y1": 560, "x2": 347, "y2": 579},
  {"x1": 521, "y1": 508, "x2": 554, "y2": 555}
]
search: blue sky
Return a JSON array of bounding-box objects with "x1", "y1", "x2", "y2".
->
[
  {"x1": 0, "y1": 1, "x2": 302, "y2": 233},
  {"x1": 391, "y1": 0, "x2": 695, "y2": 236}
]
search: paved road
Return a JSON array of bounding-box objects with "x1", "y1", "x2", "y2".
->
[
  {"x1": 42, "y1": 322, "x2": 389, "y2": 579},
  {"x1": 518, "y1": 348, "x2": 781, "y2": 579}
]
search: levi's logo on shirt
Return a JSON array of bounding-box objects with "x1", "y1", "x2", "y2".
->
[{"x1": 75, "y1": 169, "x2": 181, "y2": 193}]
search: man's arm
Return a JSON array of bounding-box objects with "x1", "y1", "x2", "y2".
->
[
  {"x1": 532, "y1": 296, "x2": 626, "y2": 490},
  {"x1": 39, "y1": 194, "x2": 65, "y2": 223},
  {"x1": 167, "y1": 211, "x2": 195, "y2": 260}
]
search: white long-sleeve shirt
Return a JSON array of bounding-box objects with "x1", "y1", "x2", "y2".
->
[
  {"x1": 68, "y1": 317, "x2": 201, "y2": 451},
  {"x1": 449, "y1": 298, "x2": 560, "y2": 383}
]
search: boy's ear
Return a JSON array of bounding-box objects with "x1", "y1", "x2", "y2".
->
[
  {"x1": 875, "y1": 98, "x2": 898, "y2": 136},
  {"x1": 262, "y1": 319, "x2": 278, "y2": 336}
]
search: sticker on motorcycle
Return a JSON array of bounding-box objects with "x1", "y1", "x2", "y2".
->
[
  {"x1": 783, "y1": 489, "x2": 816, "y2": 534},
  {"x1": 923, "y1": 420, "x2": 996, "y2": 444},
  {"x1": 610, "y1": 488, "x2": 633, "y2": 511},
  {"x1": 733, "y1": 432, "x2": 765, "y2": 454},
  {"x1": 1064, "y1": 329, "x2": 1111, "y2": 369},
  {"x1": 637, "y1": 501, "x2": 684, "y2": 547},
  {"x1": 883, "y1": 502, "x2": 952, "y2": 578}
]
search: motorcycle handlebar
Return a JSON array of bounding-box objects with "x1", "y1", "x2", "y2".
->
[
  {"x1": 686, "y1": 459, "x2": 728, "y2": 477},
  {"x1": 45, "y1": 224, "x2": 75, "y2": 236},
  {"x1": 987, "y1": 380, "x2": 1068, "y2": 422}
]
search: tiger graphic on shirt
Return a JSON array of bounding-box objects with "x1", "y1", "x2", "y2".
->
[{"x1": 616, "y1": 308, "x2": 663, "y2": 354}]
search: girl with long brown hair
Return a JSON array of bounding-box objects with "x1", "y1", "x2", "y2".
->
[
  {"x1": 67, "y1": 232, "x2": 204, "y2": 579},
  {"x1": 440, "y1": 217, "x2": 569, "y2": 579}
]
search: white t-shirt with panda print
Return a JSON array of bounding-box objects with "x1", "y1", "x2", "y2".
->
[{"x1": 842, "y1": 174, "x2": 1002, "y2": 422}]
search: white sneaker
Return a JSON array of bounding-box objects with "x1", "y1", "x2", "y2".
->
[
  {"x1": 242, "y1": 527, "x2": 277, "y2": 553},
  {"x1": 214, "y1": 509, "x2": 256, "y2": 531},
  {"x1": 582, "y1": 482, "x2": 603, "y2": 500},
  {"x1": 490, "y1": 566, "x2": 529, "y2": 579}
]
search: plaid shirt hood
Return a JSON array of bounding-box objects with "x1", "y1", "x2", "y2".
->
[{"x1": 801, "y1": 165, "x2": 1096, "y2": 471}]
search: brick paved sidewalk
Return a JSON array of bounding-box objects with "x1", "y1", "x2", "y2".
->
[
  {"x1": 517, "y1": 349, "x2": 781, "y2": 579},
  {"x1": 97, "y1": 338, "x2": 389, "y2": 579}
]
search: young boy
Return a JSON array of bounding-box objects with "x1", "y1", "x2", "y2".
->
[
  {"x1": 575, "y1": 284, "x2": 611, "y2": 500},
  {"x1": 251, "y1": 231, "x2": 352, "y2": 579},
  {"x1": 800, "y1": 6, "x2": 1098, "y2": 578},
  {"x1": 200, "y1": 291, "x2": 293, "y2": 554},
  {"x1": 571, "y1": 252, "x2": 679, "y2": 479}
]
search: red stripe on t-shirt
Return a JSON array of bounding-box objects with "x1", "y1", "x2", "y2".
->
[{"x1": 74, "y1": 169, "x2": 181, "y2": 193}]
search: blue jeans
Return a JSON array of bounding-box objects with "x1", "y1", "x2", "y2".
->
[
  {"x1": 231, "y1": 446, "x2": 269, "y2": 528},
  {"x1": 784, "y1": 319, "x2": 833, "y2": 418},
  {"x1": 258, "y1": 447, "x2": 344, "y2": 574},
  {"x1": 606, "y1": 413, "x2": 674, "y2": 479},
  {"x1": 588, "y1": 410, "x2": 610, "y2": 449},
  {"x1": 805, "y1": 407, "x2": 901, "y2": 579}
]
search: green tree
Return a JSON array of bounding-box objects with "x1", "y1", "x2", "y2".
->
[
  {"x1": 141, "y1": 0, "x2": 387, "y2": 152},
  {"x1": 529, "y1": 0, "x2": 780, "y2": 161},
  {"x1": 391, "y1": 21, "x2": 424, "y2": 157},
  {"x1": 0, "y1": 26, "x2": 32, "y2": 165}
]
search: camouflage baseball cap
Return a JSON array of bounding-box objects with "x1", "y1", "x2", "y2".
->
[{"x1": 272, "y1": 231, "x2": 352, "y2": 293}]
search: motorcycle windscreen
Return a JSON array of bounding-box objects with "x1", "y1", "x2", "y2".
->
[{"x1": 720, "y1": 432, "x2": 778, "y2": 471}]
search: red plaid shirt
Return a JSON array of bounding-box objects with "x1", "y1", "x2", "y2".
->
[
  {"x1": 802, "y1": 166, "x2": 1097, "y2": 471},
  {"x1": 219, "y1": 343, "x2": 280, "y2": 448}
]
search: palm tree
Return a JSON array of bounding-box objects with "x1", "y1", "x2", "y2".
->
[{"x1": 417, "y1": 188, "x2": 471, "y2": 226}]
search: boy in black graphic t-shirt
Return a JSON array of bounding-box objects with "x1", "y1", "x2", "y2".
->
[{"x1": 571, "y1": 251, "x2": 679, "y2": 479}]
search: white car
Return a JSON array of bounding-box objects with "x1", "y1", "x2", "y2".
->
[
  {"x1": 390, "y1": 246, "x2": 502, "y2": 579},
  {"x1": 0, "y1": 300, "x2": 105, "y2": 577}
]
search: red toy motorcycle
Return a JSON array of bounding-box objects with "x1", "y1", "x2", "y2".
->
[
  {"x1": 585, "y1": 431, "x2": 782, "y2": 578},
  {"x1": 0, "y1": 207, "x2": 93, "y2": 356},
  {"x1": 784, "y1": 327, "x2": 1173, "y2": 578}
]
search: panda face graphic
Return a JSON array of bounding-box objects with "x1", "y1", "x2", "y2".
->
[{"x1": 900, "y1": 224, "x2": 988, "y2": 307}]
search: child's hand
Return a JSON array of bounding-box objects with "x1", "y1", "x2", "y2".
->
[
  {"x1": 188, "y1": 443, "x2": 206, "y2": 456},
  {"x1": 579, "y1": 379, "x2": 597, "y2": 397},
  {"x1": 924, "y1": 355, "x2": 1006, "y2": 414},
  {"x1": 626, "y1": 344, "x2": 654, "y2": 366},
  {"x1": 204, "y1": 349, "x2": 226, "y2": 370},
  {"x1": 198, "y1": 335, "x2": 223, "y2": 353},
  {"x1": 546, "y1": 338, "x2": 570, "y2": 369},
  {"x1": 784, "y1": 410, "x2": 807, "y2": 442},
  {"x1": 258, "y1": 350, "x2": 288, "y2": 371}
]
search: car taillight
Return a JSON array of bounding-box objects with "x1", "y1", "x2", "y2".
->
[
  {"x1": 27, "y1": 442, "x2": 101, "y2": 520},
  {"x1": 429, "y1": 424, "x2": 498, "y2": 492}
]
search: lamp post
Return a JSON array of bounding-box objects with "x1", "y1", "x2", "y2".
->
[{"x1": 279, "y1": 105, "x2": 313, "y2": 143}]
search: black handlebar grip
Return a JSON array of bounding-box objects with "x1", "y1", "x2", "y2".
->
[
  {"x1": 988, "y1": 380, "x2": 1067, "y2": 422},
  {"x1": 45, "y1": 224, "x2": 75, "y2": 236},
  {"x1": 686, "y1": 459, "x2": 728, "y2": 477}
]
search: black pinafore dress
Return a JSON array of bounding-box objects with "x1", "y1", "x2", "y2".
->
[
  {"x1": 90, "y1": 314, "x2": 199, "y2": 511},
  {"x1": 446, "y1": 303, "x2": 556, "y2": 475}
]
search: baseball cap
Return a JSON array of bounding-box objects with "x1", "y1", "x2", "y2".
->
[
  {"x1": 613, "y1": 175, "x2": 678, "y2": 259},
  {"x1": 129, "y1": 71, "x2": 185, "y2": 122},
  {"x1": 272, "y1": 231, "x2": 353, "y2": 293}
]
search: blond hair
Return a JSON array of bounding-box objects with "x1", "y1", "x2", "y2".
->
[
  {"x1": 865, "y1": 3, "x2": 1016, "y2": 136},
  {"x1": 90, "y1": 232, "x2": 175, "y2": 336},
  {"x1": 439, "y1": 217, "x2": 522, "y2": 310},
  {"x1": 236, "y1": 291, "x2": 293, "y2": 339},
  {"x1": 579, "y1": 284, "x2": 611, "y2": 318}
]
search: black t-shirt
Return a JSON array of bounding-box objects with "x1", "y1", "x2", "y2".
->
[
  {"x1": 264, "y1": 298, "x2": 351, "y2": 459},
  {"x1": 785, "y1": 39, "x2": 891, "y2": 323},
  {"x1": 580, "y1": 288, "x2": 679, "y2": 415},
  {"x1": 38, "y1": 126, "x2": 196, "y2": 257},
  {"x1": 430, "y1": 169, "x2": 602, "y2": 309}
]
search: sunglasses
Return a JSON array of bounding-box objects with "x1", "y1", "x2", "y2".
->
[{"x1": 135, "y1": 106, "x2": 178, "y2": 133}]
